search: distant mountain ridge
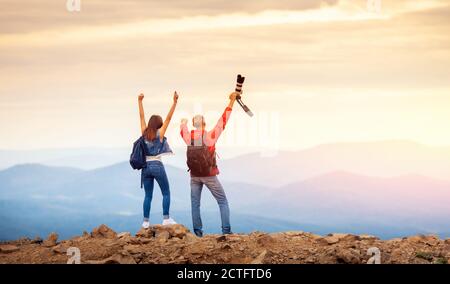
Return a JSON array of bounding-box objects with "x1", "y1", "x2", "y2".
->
[
  {"x1": 0, "y1": 148, "x2": 130, "y2": 171},
  {"x1": 0, "y1": 159, "x2": 449, "y2": 240},
  {"x1": 2, "y1": 141, "x2": 450, "y2": 185},
  {"x1": 219, "y1": 140, "x2": 450, "y2": 186}
]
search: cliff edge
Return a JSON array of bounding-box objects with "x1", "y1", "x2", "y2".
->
[{"x1": 1, "y1": 224, "x2": 449, "y2": 264}]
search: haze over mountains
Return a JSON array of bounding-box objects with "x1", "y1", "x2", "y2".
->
[
  {"x1": 2, "y1": 140, "x2": 450, "y2": 186},
  {"x1": 219, "y1": 140, "x2": 450, "y2": 186},
  {"x1": 0, "y1": 140, "x2": 449, "y2": 241}
]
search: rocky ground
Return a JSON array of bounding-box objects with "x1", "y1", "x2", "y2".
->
[{"x1": 0, "y1": 224, "x2": 449, "y2": 264}]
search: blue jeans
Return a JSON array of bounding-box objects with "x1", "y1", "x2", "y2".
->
[
  {"x1": 142, "y1": 161, "x2": 170, "y2": 220},
  {"x1": 190, "y1": 176, "x2": 231, "y2": 236}
]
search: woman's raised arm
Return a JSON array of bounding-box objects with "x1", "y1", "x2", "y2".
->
[
  {"x1": 138, "y1": 94, "x2": 147, "y2": 135},
  {"x1": 159, "y1": 91, "x2": 179, "y2": 141}
]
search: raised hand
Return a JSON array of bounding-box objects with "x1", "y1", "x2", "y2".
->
[
  {"x1": 159, "y1": 91, "x2": 179, "y2": 141},
  {"x1": 138, "y1": 93, "x2": 146, "y2": 134},
  {"x1": 229, "y1": 92, "x2": 238, "y2": 101}
]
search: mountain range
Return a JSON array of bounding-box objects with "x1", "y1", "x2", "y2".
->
[
  {"x1": 219, "y1": 140, "x2": 450, "y2": 186},
  {"x1": 2, "y1": 140, "x2": 450, "y2": 188},
  {"x1": 0, "y1": 145, "x2": 449, "y2": 240}
]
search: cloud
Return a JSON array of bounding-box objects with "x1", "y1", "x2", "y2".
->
[
  {"x1": 2, "y1": 0, "x2": 448, "y2": 36},
  {"x1": 0, "y1": 0, "x2": 449, "y2": 150},
  {"x1": 0, "y1": 9, "x2": 388, "y2": 48},
  {"x1": 0, "y1": 0, "x2": 339, "y2": 33},
  {"x1": 1, "y1": 2, "x2": 449, "y2": 96}
]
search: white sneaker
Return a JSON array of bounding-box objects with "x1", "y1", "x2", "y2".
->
[
  {"x1": 142, "y1": 221, "x2": 150, "y2": 229},
  {"x1": 162, "y1": 218, "x2": 177, "y2": 225}
]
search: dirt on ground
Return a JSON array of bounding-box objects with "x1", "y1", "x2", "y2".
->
[{"x1": 1, "y1": 224, "x2": 449, "y2": 264}]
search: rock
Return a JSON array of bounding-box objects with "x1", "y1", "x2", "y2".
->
[
  {"x1": 251, "y1": 250, "x2": 267, "y2": 264},
  {"x1": 104, "y1": 239, "x2": 120, "y2": 247},
  {"x1": 17, "y1": 237, "x2": 31, "y2": 245},
  {"x1": 42, "y1": 232, "x2": 58, "y2": 247},
  {"x1": 85, "y1": 250, "x2": 137, "y2": 265},
  {"x1": 131, "y1": 253, "x2": 145, "y2": 263},
  {"x1": 341, "y1": 234, "x2": 361, "y2": 242},
  {"x1": 303, "y1": 233, "x2": 322, "y2": 240},
  {"x1": 423, "y1": 235, "x2": 439, "y2": 246},
  {"x1": 147, "y1": 224, "x2": 191, "y2": 240},
  {"x1": 257, "y1": 234, "x2": 276, "y2": 246},
  {"x1": 51, "y1": 244, "x2": 67, "y2": 254},
  {"x1": 226, "y1": 234, "x2": 245, "y2": 242},
  {"x1": 31, "y1": 237, "x2": 43, "y2": 244},
  {"x1": 283, "y1": 231, "x2": 305, "y2": 236},
  {"x1": 221, "y1": 244, "x2": 232, "y2": 251},
  {"x1": 184, "y1": 233, "x2": 199, "y2": 243},
  {"x1": 0, "y1": 224, "x2": 446, "y2": 264},
  {"x1": 407, "y1": 235, "x2": 426, "y2": 243},
  {"x1": 156, "y1": 230, "x2": 170, "y2": 243},
  {"x1": 0, "y1": 245, "x2": 20, "y2": 253},
  {"x1": 360, "y1": 235, "x2": 379, "y2": 241},
  {"x1": 136, "y1": 238, "x2": 152, "y2": 244},
  {"x1": 320, "y1": 236, "x2": 339, "y2": 245},
  {"x1": 189, "y1": 245, "x2": 207, "y2": 255},
  {"x1": 117, "y1": 233, "x2": 133, "y2": 244},
  {"x1": 320, "y1": 233, "x2": 359, "y2": 245},
  {"x1": 84, "y1": 253, "x2": 137, "y2": 265},
  {"x1": 117, "y1": 232, "x2": 131, "y2": 239},
  {"x1": 124, "y1": 245, "x2": 142, "y2": 255},
  {"x1": 91, "y1": 224, "x2": 117, "y2": 239},
  {"x1": 390, "y1": 248, "x2": 407, "y2": 263},
  {"x1": 216, "y1": 235, "x2": 227, "y2": 242},
  {"x1": 249, "y1": 231, "x2": 266, "y2": 237},
  {"x1": 136, "y1": 228, "x2": 155, "y2": 238},
  {"x1": 336, "y1": 249, "x2": 361, "y2": 264},
  {"x1": 390, "y1": 238, "x2": 403, "y2": 243},
  {"x1": 164, "y1": 224, "x2": 190, "y2": 239}
]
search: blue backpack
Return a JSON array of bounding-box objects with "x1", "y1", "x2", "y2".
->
[{"x1": 130, "y1": 136, "x2": 148, "y2": 170}]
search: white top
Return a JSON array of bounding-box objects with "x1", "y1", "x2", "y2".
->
[
  {"x1": 145, "y1": 152, "x2": 174, "y2": 162},
  {"x1": 146, "y1": 155, "x2": 162, "y2": 162}
]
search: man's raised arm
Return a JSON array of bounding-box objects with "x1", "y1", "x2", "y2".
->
[{"x1": 208, "y1": 92, "x2": 237, "y2": 144}]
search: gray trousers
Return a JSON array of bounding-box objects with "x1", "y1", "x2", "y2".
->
[{"x1": 190, "y1": 176, "x2": 231, "y2": 235}]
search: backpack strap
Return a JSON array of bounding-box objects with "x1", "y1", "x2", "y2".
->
[{"x1": 191, "y1": 130, "x2": 206, "y2": 146}]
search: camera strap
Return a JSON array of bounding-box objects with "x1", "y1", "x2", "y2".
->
[{"x1": 236, "y1": 95, "x2": 253, "y2": 117}]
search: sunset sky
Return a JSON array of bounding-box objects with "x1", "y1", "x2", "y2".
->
[{"x1": 0, "y1": 0, "x2": 449, "y2": 151}]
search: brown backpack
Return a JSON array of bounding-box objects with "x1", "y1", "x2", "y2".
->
[{"x1": 186, "y1": 130, "x2": 217, "y2": 176}]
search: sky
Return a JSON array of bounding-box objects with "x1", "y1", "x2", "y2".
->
[{"x1": 0, "y1": 0, "x2": 449, "y2": 151}]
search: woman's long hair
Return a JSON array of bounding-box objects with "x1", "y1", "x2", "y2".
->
[{"x1": 144, "y1": 115, "x2": 163, "y2": 141}]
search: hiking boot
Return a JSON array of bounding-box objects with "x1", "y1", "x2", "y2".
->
[{"x1": 194, "y1": 230, "x2": 203, "y2": 238}]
